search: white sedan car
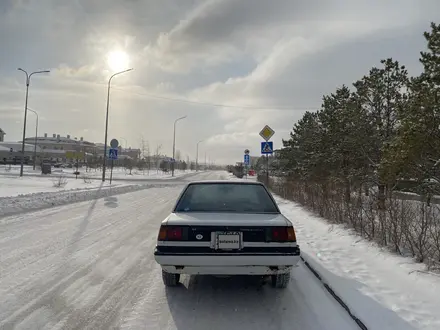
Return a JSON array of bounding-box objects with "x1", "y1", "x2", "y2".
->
[{"x1": 153, "y1": 180, "x2": 300, "y2": 288}]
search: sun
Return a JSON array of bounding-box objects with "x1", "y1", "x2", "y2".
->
[{"x1": 107, "y1": 50, "x2": 130, "y2": 72}]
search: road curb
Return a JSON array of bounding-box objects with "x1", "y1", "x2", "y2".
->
[{"x1": 300, "y1": 255, "x2": 368, "y2": 330}]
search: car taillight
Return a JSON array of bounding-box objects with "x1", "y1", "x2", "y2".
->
[
  {"x1": 168, "y1": 227, "x2": 183, "y2": 240},
  {"x1": 269, "y1": 227, "x2": 296, "y2": 242},
  {"x1": 158, "y1": 226, "x2": 184, "y2": 241}
]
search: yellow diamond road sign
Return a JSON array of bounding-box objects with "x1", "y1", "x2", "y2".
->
[{"x1": 259, "y1": 125, "x2": 275, "y2": 141}]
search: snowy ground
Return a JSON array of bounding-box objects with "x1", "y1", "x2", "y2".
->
[
  {"x1": 1, "y1": 171, "x2": 438, "y2": 329},
  {"x1": 0, "y1": 168, "x2": 211, "y2": 217},
  {"x1": 0, "y1": 175, "x2": 121, "y2": 197},
  {"x1": 0, "y1": 170, "x2": 214, "y2": 218},
  {"x1": 0, "y1": 164, "x2": 192, "y2": 181},
  {"x1": 0, "y1": 168, "x2": 194, "y2": 199},
  {"x1": 0, "y1": 171, "x2": 358, "y2": 330},
  {"x1": 277, "y1": 197, "x2": 440, "y2": 330},
  {"x1": 222, "y1": 173, "x2": 440, "y2": 329}
]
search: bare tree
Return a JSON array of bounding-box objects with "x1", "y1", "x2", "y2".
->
[
  {"x1": 154, "y1": 143, "x2": 163, "y2": 173},
  {"x1": 175, "y1": 149, "x2": 181, "y2": 161},
  {"x1": 124, "y1": 158, "x2": 133, "y2": 175},
  {"x1": 174, "y1": 150, "x2": 182, "y2": 172},
  {"x1": 145, "y1": 143, "x2": 151, "y2": 175},
  {"x1": 140, "y1": 136, "x2": 151, "y2": 175},
  {"x1": 52, "y1": 174, "x2": 68, "y2": 188}
]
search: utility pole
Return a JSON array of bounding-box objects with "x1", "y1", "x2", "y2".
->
[
  {"x1": 17, "y1": 68, "x2": 50, "y2": 176},
  {"x1": 171, "y1": 115, "x2": 187, "y2": 176},
  {"x1": 196, "y1": 140, "x2": 203, "y2": 171},
  {"x1": 27, "y1": 108, "x2": 39, "y2": 170},
  {"x1": 101, "y1": 68, "x2": 133, "y2": 182}
]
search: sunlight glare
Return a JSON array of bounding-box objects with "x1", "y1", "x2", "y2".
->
[{"x1": 107, "y1": 50, "x2": 130, "y2": 72}]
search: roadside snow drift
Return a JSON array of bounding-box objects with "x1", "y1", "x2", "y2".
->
[
  {"x1": 0, "y1": 175, "x2": 116, "y2": 197},
  {"x1": 0, "y1": 183, "x2": 168, "y2": 218},
  {"x1": 0, "y1": 165, "x2": 192, "y2": 181},
  {"x1": 277, "y1": 196, "x2": 440, "y2": 330}
]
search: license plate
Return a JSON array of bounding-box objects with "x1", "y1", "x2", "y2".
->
[{"x1": 215, "y1": 231, "x2": 242, "y2": 250}]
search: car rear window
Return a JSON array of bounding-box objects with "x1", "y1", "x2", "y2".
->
[{"x1": 174, "y1": 183, "x2": 280, "y2": 214}]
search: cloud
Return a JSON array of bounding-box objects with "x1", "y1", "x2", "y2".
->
[
  {"x1": 53, "y1": 64, "x2": 100, "y2": 81},
  {"x1": 1, "y1": 0, "x2": 440, "y2": 164},
  {"x1": 146, "y1": 0, "x2": 432, "y2": 73}
]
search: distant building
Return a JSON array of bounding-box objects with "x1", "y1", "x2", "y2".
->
[
  {"x1": 21, "y1": 133, "x2": 141, "y2": 162},
  {"x1": 95, "y1": 143, "x2": 141, "y2": 161},
  {"x1": 1, "y1": 131, "x2": 143, "y2": 163},
  {"x1": 120, "y1": 147, "x2": 141, "y2": 160},
  {"x1": 0, "y1": 141, "x2": 42, "y2": 163},
  {"x1": 21, "y1": 133, "x2": 97, "y2": 162},
  {"x1": 23, "y1": 133, "x2": 96, "y2": 154}
]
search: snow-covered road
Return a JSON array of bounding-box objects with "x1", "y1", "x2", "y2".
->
[{"x1": 0, "y1": 174, "x2": 357, "y2": 330}]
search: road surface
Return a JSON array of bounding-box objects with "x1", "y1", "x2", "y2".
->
[{"x1": 0, "y1": 172, "x2": 357, "y2": 330}]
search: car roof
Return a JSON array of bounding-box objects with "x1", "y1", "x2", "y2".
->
[{"x1": 187, "y1": 180, "x2": 264, "y2": 185}]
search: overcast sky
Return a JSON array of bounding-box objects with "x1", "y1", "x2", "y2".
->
[{"x1": 1, "y1": 0, "x2": 439, "y2": 164}]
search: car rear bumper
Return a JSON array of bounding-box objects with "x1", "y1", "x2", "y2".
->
[
  {"x1": 161, "y1": 265, "x2": 295, "y2": 275},
  {"x1": 154, "y1": 248, "x2": 300, "y2": 275}
]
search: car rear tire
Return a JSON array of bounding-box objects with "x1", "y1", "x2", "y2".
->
[
  {"x1": 162, "y1": 270, "x2": 180, "y2": 287},
  {"x1": 271, "y1": 273, "x2": 290, "y2": 288}
]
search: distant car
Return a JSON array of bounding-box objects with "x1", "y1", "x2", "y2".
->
[{"x1": 154, "y1": 181, "x2": 300, "y2": 288}]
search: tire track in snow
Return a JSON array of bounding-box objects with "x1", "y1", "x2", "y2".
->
[
  {"x1": 1, "y1": 193, "x2": 156, "y2": 286},
  {"x1": 0, "y1": 185, "x2": 179, "y2": 277},
  {"x1": 0, "y1": 186, "x2": 180, "y2": 329},
  {"x1": 117, "y1": 265, "x2": 358, "y2": 330},
  {"x1": 0, "y1": 174, "x2": 358, "y2": 330}
]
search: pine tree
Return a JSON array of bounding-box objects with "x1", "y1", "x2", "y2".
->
[{"x1": 383, "y1": 23, "x2": 440, "y2": 196}]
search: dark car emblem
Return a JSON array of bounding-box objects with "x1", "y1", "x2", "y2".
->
[{"x1": 196, "y1": 234, "x2": 203, "y2": 240}]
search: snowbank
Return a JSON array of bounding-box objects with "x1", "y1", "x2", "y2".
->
[
  {"x1": 277, "y1": 196, "x2": 440, "y2": 330},
  {"x1": 0, "y1": 175, "x2": 114, "y2": 197},
  {"x1": 0, "y1": 165, "x2": 192, "y2": 181},
  {"x1": 0, "y1": 183, "x2": 167, "y2": 218}
]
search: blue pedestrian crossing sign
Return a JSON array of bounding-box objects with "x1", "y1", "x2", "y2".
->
[
  {"x1": 244, "y1": 154, "x2": 250, "y2": 165},
  {"x1": 261, "y1": 141, "x2": 273, "y2": 155},
  {"x1": 109, "y1": 148, "x2": 118, "y2": 160}
]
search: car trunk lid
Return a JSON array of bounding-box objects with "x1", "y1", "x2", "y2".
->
[{"x1": 165, "y1": 212, "x2": 290, "y2": 242}]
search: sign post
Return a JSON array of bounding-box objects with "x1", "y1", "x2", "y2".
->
[
  {"x1": 259, "y1": 125, "x2": 275, "y2": 184},
  {"x1": 244, "y1": 149, "x2": 250, "y2": 178},
  {"x1": 76, "y1": 153, "x2": 79, "y2": 179},
  {"x1": 110, "y1": 159, "x2": 114, "y2": 184},
  {"x1": 244, "y1": 154, "x2": 250, "y2": 165},
  {"x1": 109, "y1": 139, "x2": 119, "y2": 184},
  {"x1": 9, "y1": 148, "x2": 12, "y2": 171}
]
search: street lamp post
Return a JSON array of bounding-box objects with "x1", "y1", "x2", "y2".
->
[
  {"x1": 101, "y1": 68, "x2": 133, "y2": 182},
  {"x1": 196, "y1": 140, "x2": 203, "y2": 172},
  {"x1": 18, "y1": 68, "x2": 50, "y2": 177},
  {"x1": 172, "y1": 115, "x2": 187, "y2": 177},
  {"x1": 27, "y1": 108, "x2": 39, "y2": 170}
]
